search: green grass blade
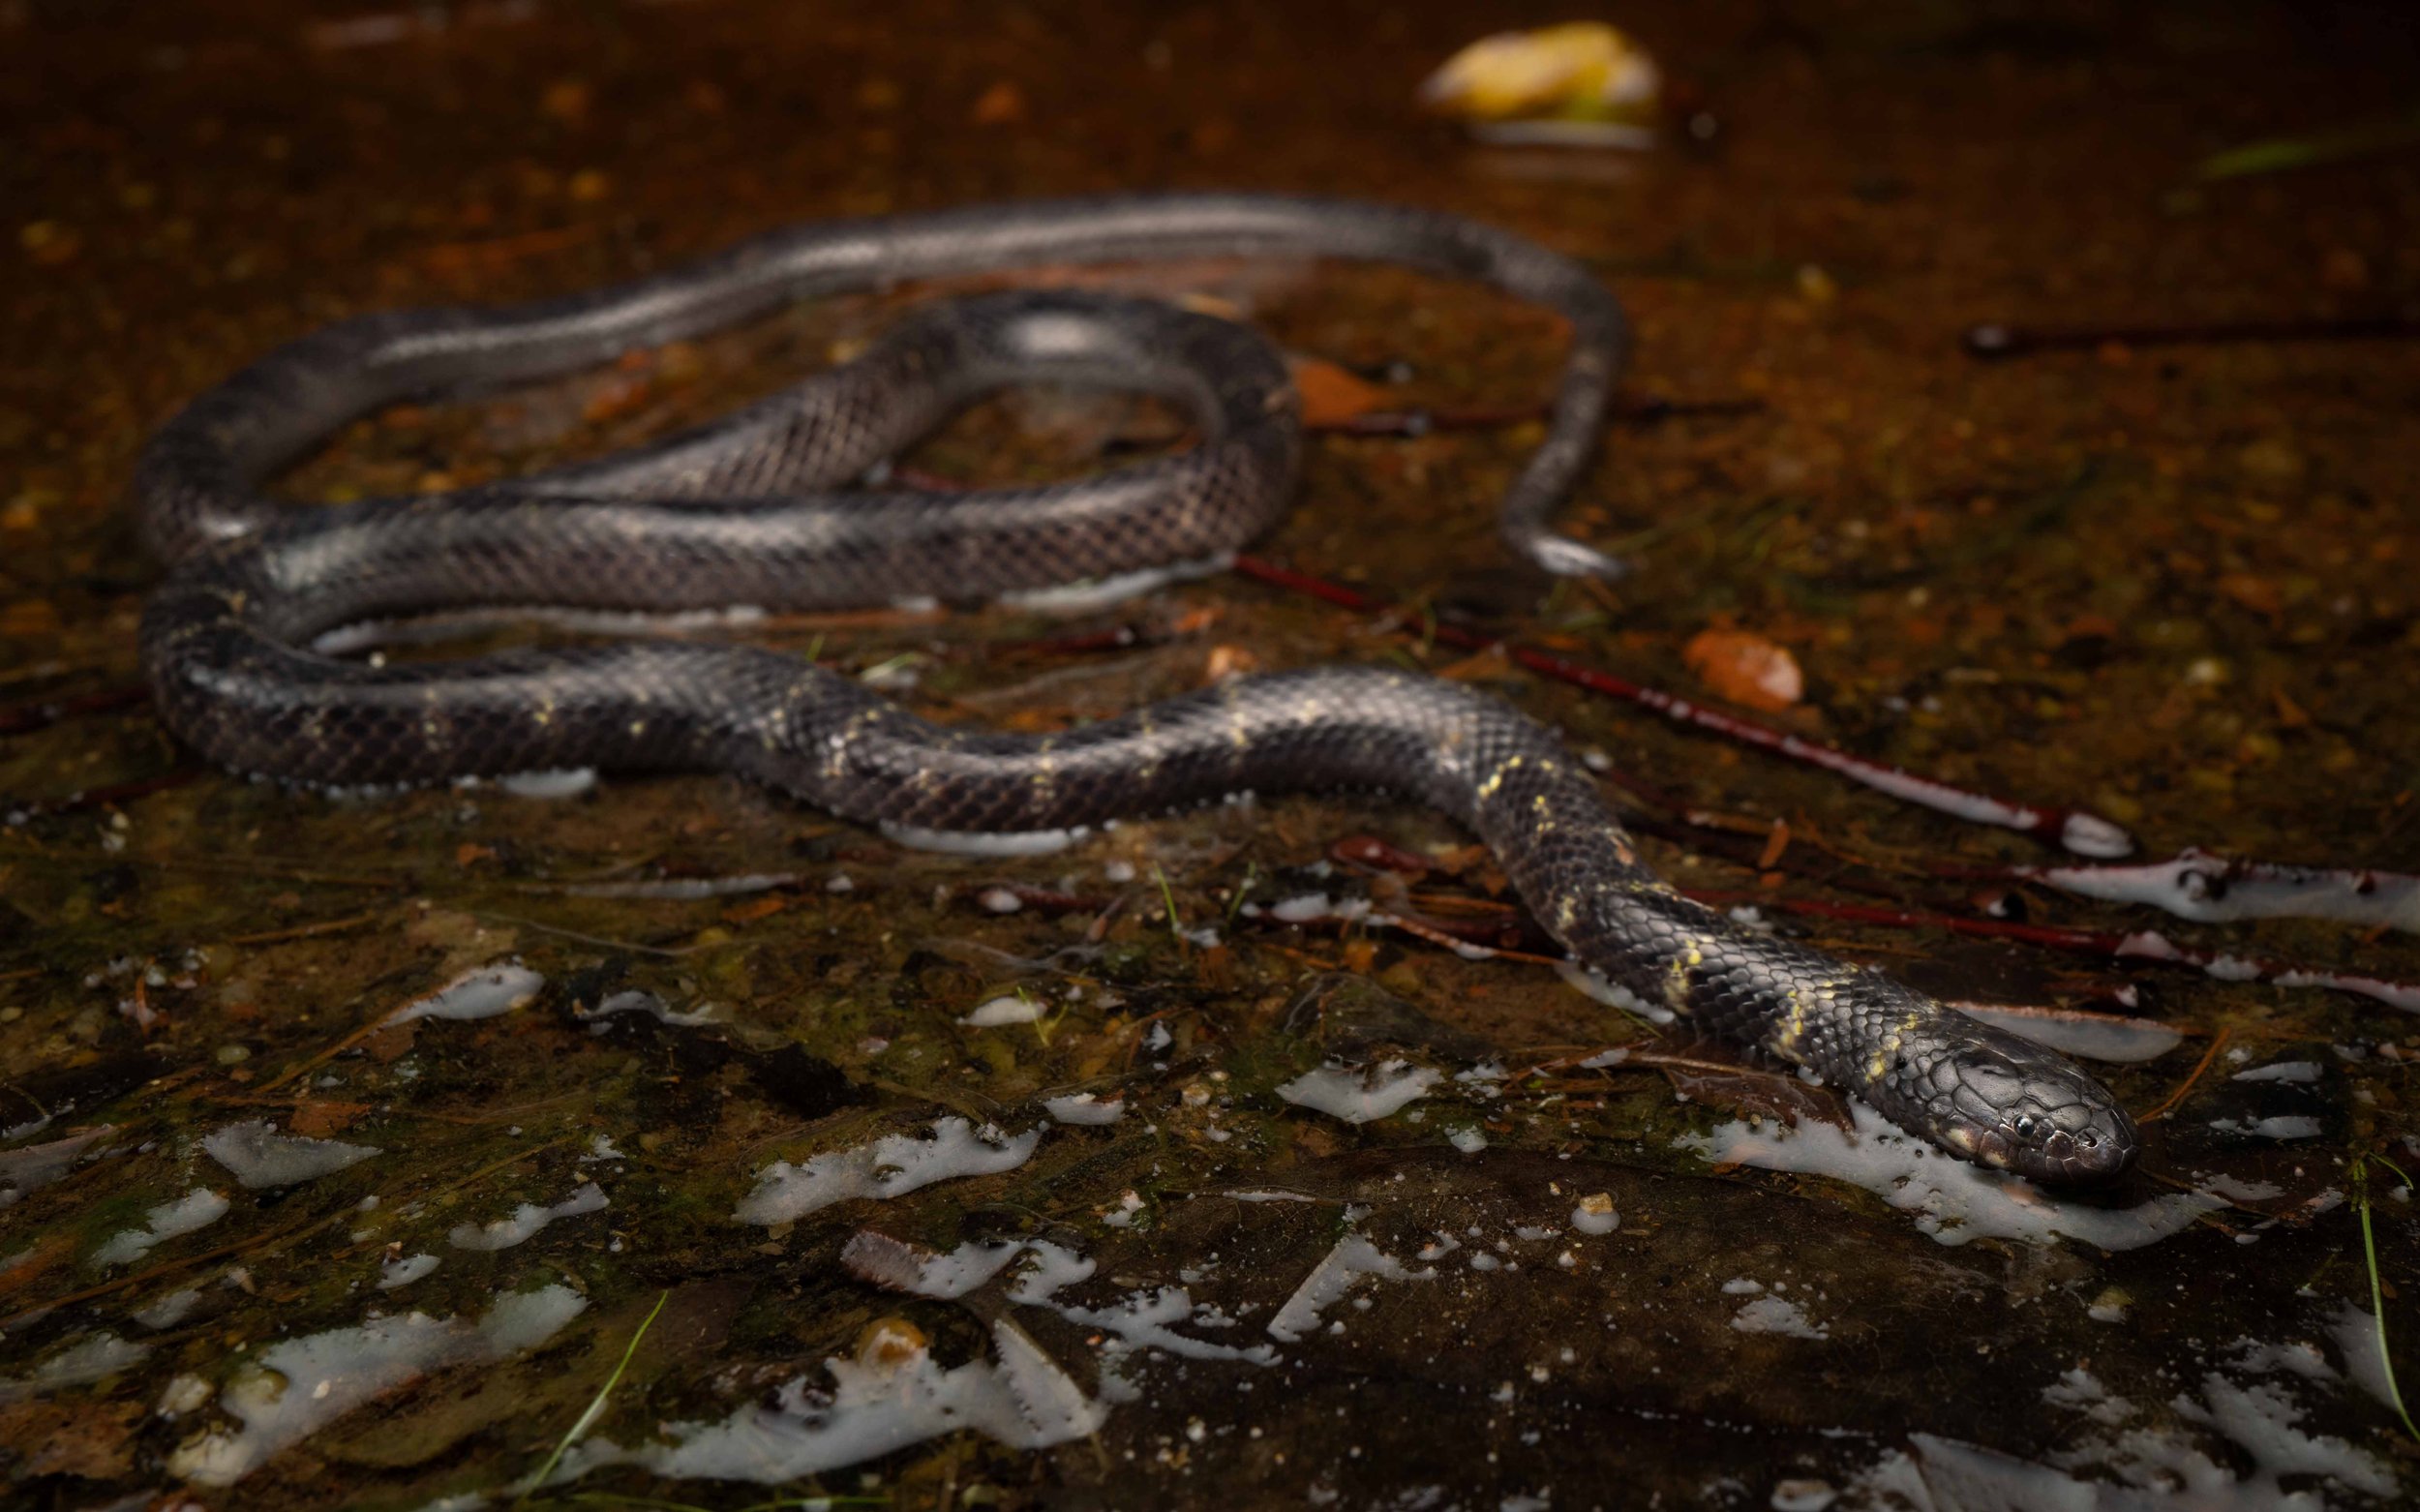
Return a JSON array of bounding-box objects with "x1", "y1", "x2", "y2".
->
[
  {"x1": 519, "y1": 1289, "x2": 672, "y2": 1502},
  {"x1": 2354, "y1": 1155, "x2": 2419, "y2": 1444}
]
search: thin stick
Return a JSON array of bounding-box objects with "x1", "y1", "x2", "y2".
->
[
  {"x1": 2136, "y1": 1027, "x2": 2231, "y2": 1124},
  {"x1": 224, "y1": 911, "x2": 389, "y2": 947}
]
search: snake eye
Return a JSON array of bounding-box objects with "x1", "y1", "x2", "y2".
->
[{"x1": 2012, "y1": 1113, "x2": 2042, "y2": 1140}]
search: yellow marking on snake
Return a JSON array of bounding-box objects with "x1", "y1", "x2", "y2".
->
[{"x1": 1477, "y1": 754, "x2": 1526, "y2": 800}]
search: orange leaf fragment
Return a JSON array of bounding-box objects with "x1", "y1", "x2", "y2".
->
[
  {"x1": 1435, "y1": 644, "x2": 1523, "y2": 684},
  {"x1": 1681, "y1": 628, "x2": 1802, "y2": 712},
  {"x1": 1756, "y1": 819, "x2": 1791, "y2": 871},
  {"x1": 971, "y1": 81, "x2": 1027, "y2": 126},
  {"x1": 722, "y1": 895, "x2": 788, "y2": 924},
  {"x1": 290, "y1": 1100, "x2": 371, "y2": 1136},
  {"x1": 2216, "y1": 572, "x2": 2284, "y2": 618},
  {"x1": 1286, "y1": 356, "x2": 1389, "y2": 427}
]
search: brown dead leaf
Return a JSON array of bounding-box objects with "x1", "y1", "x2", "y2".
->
[
  {"x1": 1330, "y1": 835, "x2": 1431, "y2": 876},
  {"x1": 1681, "y1": 628, "x2": 1802, "y2": 711},
  {"x1": 1205, "y1": 644, "x2": 1259, "y2": 680},
  {"x1": 971, "y1": 80, "x2": 1027, "y2": 125},
  {"x1": 289, "y1": 1100, "x2": 372, "y2": 1136},
  {"x1": 1287, "y1": 356, "x2": 1389, "y2": 426},
  {"x1": 1756, "y1": 820, "x2": 1791, "y2": 871},
  {"x1": 0, "y1": 1233, "x2": 74, "y2": 1296},
  {"x1": 1662, "y1": 1064, "x2": 1853, "y2": 1133},
  {"x1": 722, "y1": 895, "x2": 788, "y2": 924},
  {"x1": 1435, "y1": 644, "x2": 1524, "y2": 685},
  {"x1": 364, "y1": 1020, "x2": 418, "y2": 1064},
  {"x1": 0, "y1": 599, "x2": 61, "y2": 637},
  {"x1": 2216, "y1": 572, "x2": 2283, "y2": 619},
  {"x1": 0, "y1": 1399, "x2": 139, "y2": 1479}
]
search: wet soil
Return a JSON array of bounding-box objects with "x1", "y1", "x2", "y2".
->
[{"x1": 4, "y1": 1, "x2": 2420, "y2": 1508}]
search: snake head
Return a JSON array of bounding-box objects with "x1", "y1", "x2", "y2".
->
[{"x1": 1927, "y1": 1033, "x2": 2141, "y2": 1186}]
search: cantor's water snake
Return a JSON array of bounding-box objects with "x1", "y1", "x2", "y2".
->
[{"x1": 133, "y1": 194, "x2": 2138, "y2": 1184}]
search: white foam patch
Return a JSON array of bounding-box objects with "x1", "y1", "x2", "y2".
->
[
  {"x1": 999, "y1": 554, "x2": 1234, "y2": 614},
  {"x1": 963, "y1": 994, "x2": 1044, "y2": 1027},
  {"x1": 1678, "y1": 1104, "x2": 2223, "y2": 1250},
  {"x1": 2195, "y1": 1173, "x2": 2286, "y2": 1203},
  {"x1": 2115, "y1": 930, "x2": 2420, "y2": 1014},
  {"x1": 89, "y1": 1187, "x2": 231, "y2": 1267},
  {"x1": 166, "y1": 1285, "x2": 588, "y2": 1487},
  {"x1": 1953, "y1": 1006, "x2": 2184, "y2": 1065},
  {"x1": 2232, "y1": 1061, "x2": 2321, "y2": 1084},
  {"x1": 578, "y1": 990, "x2": 717, "y2": 1032},
  {"x1": 2327, "y1": 1303, "x2": 2401, "y2": 1412},
  {"x1": 379, "y1": 1254, "x2": 440, "y2": 1290},
  {"x1": 1570, "y1": 1195, "x2": 1619, "y2": 1235},
  {"x1": 201, "y1": 1121, "x2": 380, "y2": 1189},
  {"x1": 384, "y1": 964, "x2": 545, "y2": 1026},
  {"x1": 2023, "y1": 847, "x2": 2420, "y2": 932},
  {"x1": 1555, "y1": 960, "x2": 1676, "y2": 1024},
  {"x1": 2042, "y1": 1368, "x2": 2136, "y2": 1427},
  {"x1": 133, "y1": 1287, "x2": 203, "y2": 1330},
  {"x1": 1276, "y1": 1062, "x2": 1440, "y2": 1124},
  {"x1": 841, "y1": 1232, "x2": 1028, "y2": 1299},
  {"x1": 879, "y1": 823, "x2": 1085, "y2": 858},
  {"x1": 0, "y1": 1125, "x2": 114, "y2": 1209},
  {"x1": 447, "y1": 1182, "x2": 610, "y2": 1252},
  {"x1": 2172, "y1": 1376, "x2": 2396, "y2": 1498},
  {"x1": 590, "y1": 1315, "x2": 1104, "y2": 1485},
  {"x1": 495, "y1": 769, "x2": 598, "y2": 800},
  {"x1": 1044, "y1": 1093, "x2": 1127, "y2": 1126},
  {"x1": 1730, "y1": 1295, "x2": 1828, "y2": 1340},
  {"x1": 2208, "y1": 1116, "x2": 2323, "y2": 1142},
  {"x1": 1267, "y1": 1235, "x2": 1435, "y2": 1343},
  {"x1": 1265, "y1": 892, "x2": 1372, "y2": 924},
  {"x1": 734, "y1": 1119, "x2": 1045, "y2": 1226},
  {"x1": 0, "y1": 1332, "x2": 150, "y2": 1403}
]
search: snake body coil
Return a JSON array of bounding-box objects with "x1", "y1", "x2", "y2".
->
[{"x1": 136, "y1": 194, "x2": 2138, "y2": 1185}]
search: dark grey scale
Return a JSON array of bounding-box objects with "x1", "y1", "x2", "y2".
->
[{"x1": 134, "y1": 194, "x2": 2138, "y2": 1185}]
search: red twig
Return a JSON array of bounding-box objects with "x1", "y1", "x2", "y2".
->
[
  {"x1": 1228, "y1": 554, "x2": 2133, "y2": 857},
  {"x1": 1684, "y1": 888, "x2": 2420, "y2": 1016}
]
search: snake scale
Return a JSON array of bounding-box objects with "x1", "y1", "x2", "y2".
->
[{"x1": 134, "y1": 193, "x2": 2137, "y2": 1184}]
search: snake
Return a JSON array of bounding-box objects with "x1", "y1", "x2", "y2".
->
[{"x1": 133, "y1": 193, "x2": 2139, "y2": 1185}]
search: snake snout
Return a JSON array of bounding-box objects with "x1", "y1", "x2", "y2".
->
[
  {"x1": 1940, "y1": 1039, "x2": 2141, "y2": 1186},
  {"x1": 1984, "y1": 1083, "x2": 2141, "y2": 1187}
]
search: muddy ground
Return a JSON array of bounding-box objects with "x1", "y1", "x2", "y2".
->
[{"x1": 3, "y1": 1, "x2": 2418, "y2": 1508}]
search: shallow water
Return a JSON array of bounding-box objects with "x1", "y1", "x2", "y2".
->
[{"x1": 3, "y1": 0, "x2": 2417, "y2": 1507}]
